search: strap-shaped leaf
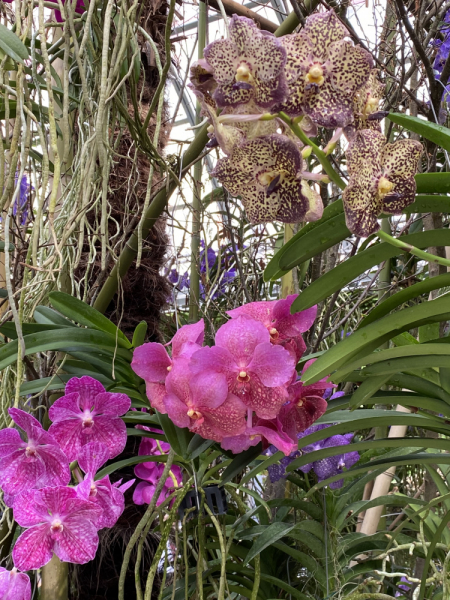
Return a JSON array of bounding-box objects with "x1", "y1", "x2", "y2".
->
[
  {"x1": 132, "y1": 321, "x2": 147, "y2": 348},
  {"x1": 292, "y1": 229, "x2": 450, "y2": 313},
  {"x1": 415, "y1": 172, "x2": 450, "y2": 194},
  {"x1": 0, "y1": 23, "x2": 29, "y2": 64},
  {"x1": 220, "y1": 444, "x2": 263, "y2": 486},
  {"x1": 34, "y1": 305, "x2": 77, "y2": 327},
  {"x1": 49, "y1": 291, "x2": 131, "y2": 347},
  {"x1": 359, "y1": 272, "x2": 450, "y2": 328},
  {"x1": 95, "y1": 453, "x2": 187, "y2": 480},
  {"x1": 405, "y1": 194, "x2": 450, "y2": 214},
  {"x1": 388, "y1": 113, "x2": 450, "y2": 152},
  {"x1": 157, "y1": 412, "x2": 193, "y2": 460},
  {"x1": 0, "y1": 322, "x2": 65, "y2": 339},
  {"x1": 186, "y1": 434, "x2": 215, "y2": 461},
  {"x1": 243, "y1": 522, "x2": 296, "y2": 565}
]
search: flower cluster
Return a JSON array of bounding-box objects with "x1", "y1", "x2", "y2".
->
[
  {"x1": 0, "y1": 377, "x2": 132, "y2": 578},
  {"x1": 132, "y1": 297, "x2": 327, "y2": 456},
  {"x1": 189, "y1": 10, "x2": 374, "y2": 225},
  {"x1": 132, "y1": 430, "x2": 182, "y2": 506},
  {"x1": 268, "y1": 418, "x2": 360, "y2": 489}
]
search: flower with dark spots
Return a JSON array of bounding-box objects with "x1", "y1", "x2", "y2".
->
[
  {"x1": 344, "y1": 70, "x2": 385, "y2": 139},
  {"x1": 276, "y1": 10, "x2": 373, "y2": 127},
  {"x1": 343, "y1": 129, "x2": 423, "y2": 237},
  {"x1": 188, "y1": 59, "x2": 217, "y2": 109},
  {"x1": 221, "y1": 416, "x2": 296, "y2": 456},
  {"x1": 203, "y1": 15, "x2": 287, "y2": 110},
  {"x1": 212, "y1": 134, "x2": 323, "y2": 224}
]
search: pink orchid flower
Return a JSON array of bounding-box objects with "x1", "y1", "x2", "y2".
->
[
  {"x1": 164, "y1": 359, "x2": 247, "y2": 441},
  {"x1": 75, "y1": 442, "x2": 134, "y2": 530},
  {"x1": 131, "y1": 320, "x2": 204, "y2": 413},
  {"x1": 0, "y1": 567, "x2": 31, "y2": 600},
  {"x1": 0, "y1": 408, "x2": 70, "y2": 505},
  {"x1": 12, "y1": 486, "x2": 102, "y2": 571},
  {"x1": 227, "y1": 295, "x2": 317, "y2": 361},
  {"x1": 221, "y1": 416, "x2": 296, "y2": 456},
  {"x1": 48, "y1": 376, "x2": 131, "y2": 461},
  {"x1": 54, "y1": 0, "x2": 86, "y2": 22},
  {"x1": 278, "y1": 360, "x2": 330, "y2": 438},
  {"x1": 190, "y1": 316, "x2": 296, "y2": 419},
  {"x1": 133, "y1": 478, "x2": 180, "y2": 507}
]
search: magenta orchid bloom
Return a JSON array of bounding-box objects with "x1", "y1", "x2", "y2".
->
[
  {"x1": 133, "y1": 478, "x2": 178, "y2": 507},
  {"x1": 75, "y1": 442, "x2": 134, "y2": 530},
  {"x1": 164, "y1": 359, "x2": 247, "y2": 442},
  {"x1": 0, "y1": 408, "x2": 70, "y2": 504},
  {"x1": 54, "y1": 0, "x2": 86, "y2": 22},
  {"x1": 227, "y1": 295, "x2": 317, "y2": 361},
  {"x1": 221, "y1": 416, "x2": 296, "y2": 456},
  {"x1": 131, "y1": 320, "x2": 205, "y2": 413},
  {"x1": 12, "y1": 486, "x2": 101, "y2": 571},
  {"x1": 190, "y1": 316, "x2": 296, "y2": 419},
  {"x1": 48, "y1": 376, "x2": 131, "y2": 462},
  {"x1": 0, "y1": 568, "x2": 31, "y2": 600}
]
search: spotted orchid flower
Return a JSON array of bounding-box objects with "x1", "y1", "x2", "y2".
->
[
  {"x1": 0, "y1": 409, "x2": 70, "y2": 505},
  {"x1": 277, "y1": 10, "x2": 373, "y2": 128},
  {"x1": 75, "y1": 442, "x2": 134, "y2": 530},
  {"x1": 12, "y1": 486, "x2": 101, "y2": 571},
  {"x1": 203, "y1": 15, "x2": 287, "y2": 110},
  {"x1": 0, "y1": 567, "x2": 31, "y2": 600},
  {"x1": 131, "y1": 320, "x2": 205, "y2": 413},
  {"x1": 227, "y1": 294, "x2": 316, "y2": 361},
  {"x1": 343, "y1": 129, "x2": 423, "y2": 236},
  {"x1": 164, "y1": 358, "x2": 247, "y2": 442},
  {"x1": 212, "y1": 134, "x2": 323, "y2": 224},
  {"x1": 344, "y1": 70, "x2": 385, "y2": 139},
  {"x1": 48, "y1": 377, "x2": 131, "y2": 462},
  {"x1": 191, "y1": 316, "x2": 296, "y2": 419},
  {"x1": 221, "y1": 416, "x2": 297, "y2": 456}
]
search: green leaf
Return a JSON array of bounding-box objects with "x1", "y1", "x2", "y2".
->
[
  {"x1": 0, "y1": 328, "x2": 132, "y2": 372},
  {"x1": 292, "y1": 229, "x2": 450, "y2": 313},
  {"x1": 301, "y1": 294, "x2": 450, "y2": 384},
  {"x1": 243, "y1": 522, "x2": 296, "y2": 565},
  {"x1": 33, "y1": 306, "x2": 77, "y2": 327},
  {"x1": 387, "y1": 113, "x2": 450, "y2": 152},
  {"x1": 49, "y1": 292, "x2": 131, "y2": 347},
  {"x1": 96, "y1": 454, "x2": 187, "y2": 480},
  {"x1": 348, "y1": 374, "x2": 391, "y2": 408},
  {"x1": 157, "y1": 412, "x2": 192, "y2": 460},
  {"x1": 0, "y1": 241, "x2": 15, "y2": 251},
  {"x1": 220, "y1": 444, "x2": 263, "y2": 486},
  {"x1": 20, "y1": 373, "x2": 112, "y2": 395},
  {"x1": 405, "y1": 195, "x2": 450, "y2": 214},
  {"x1": 0, "y1": 322, "x2": 65, "y2": 339},
  {"x1": 415, "y1": 172, "x2": 450, "y2": 194},
  {"x1": 0, "y1": 23, "x2": 29, "y2": 64},
  {"x1": 263, "y1": 199, "x2": 344, "y2": 282},
  {"x1": 186, "y1": 434, "x2": 215, "y2": 461},
  {"x1": 132, "y1": 321, "x2": 147, "y2": 348}
]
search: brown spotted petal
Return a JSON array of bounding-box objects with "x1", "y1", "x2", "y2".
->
[
  {"x1": 328, "y1": 41, "x2": 373, "y2": 96},
  {"x1": 343, "y1": 182, "x2": 383, "y2": 237},
  {"x1": 204, "y1": 15, "x2": 287, "y2": 110},
  {"x1": 381, "y1": 176, "x2": 416, "y2": 215},
  {"x1": 344, "y1": 70, "x2": 385, "y2": 138},
  {"x1": 303, "y1": 10, "x2": 347, "y2": 60},
  {"x1": 212, "y1": 134, "x2": 323, "y2": 224},
  {"x1": 381, "y1": 138, "x2": 422, "y2": 214},
  {"x1": 274, "y1": 32, "x2": 313, "y2": 115}
]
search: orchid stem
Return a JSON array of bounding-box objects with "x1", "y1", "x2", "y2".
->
[
  {"x1": 377, "y1": 229, "x2": 450, "y2": 268},
  {"x1": 277, "y1": 112, "x2": 346, "y2": 191}
]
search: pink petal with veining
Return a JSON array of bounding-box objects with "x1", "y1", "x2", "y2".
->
[
  {"x1": 65, "y1": 376, "x2": 106, "y2": 410},
  {"x1": 131, "y1": 343, "x2": 172, "y2": 383},
  {"x1": 48, "y1": 393, "x2": 84, "y2": 422},
  {"x1": 191, "y1": 371, "x2": 229, "y2": 410},
  {"x1": 92, "y1": 392, "x2": 130, "y2": 417},
  {"x1": 272, "y1": 296, "x2": 317, "y2": 336},
  {"x1": 227, "y1": 302, "x2": 276, "y2": 328},
  {"x1": 8, "y1": 409, "x2": 42, "y2": 438},
  {"x1": 11, "y1": 489, "x2": 51, "y2": 527},
  {"x1": 54, "y1": 516, "x2": 99, "y2": 564},
  {"x1": 190, "y1": 346, "x2": 236, "y2": 377},
  {"x1": 220, "y1": 433, "x2": 260, "y2": 454},
  {"x1": 145, "y1": 382, "x2": 167, "y2": 413},
  {"x1": 215, "y1": 316, "x2": 269, "y2": 365},
  {"x1": 171, "y1": 320, "x2": 205, "y2": 358},
  {"x1": 0, "y1": 450, "x2": 45, "y2": 496},
  {"x1": 85, "y1": 415, "x2": 127, "y2": 458},
  {"x1": 247, "y1": 342, "x2": 295, "y2": 387},
  {"x1": 0, "y1": 568, "x2": 31, "y2": 600},
  {"x1": 0, "y1": 428, "x2": 23, "y2": 458},
  {"x1": 193, "y1": 394, "x2": 247, "y2": 441},
  {"x1": 77, "y1": 441, "x2": 109, "y2": 475},
  {"x1": 164, "y1": 394, "x2": 190, "y2": 428},
  {"x1": 12, "y1": 525, "x2": 54, "y2": 571},
  {"x1": 48, "y1": 418, "x2": 84, "y2": 462},
  {"x1": 251, "y1": 417, "x2": 297, "y2": 455}
]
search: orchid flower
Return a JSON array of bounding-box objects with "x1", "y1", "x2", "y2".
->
[{"x1": 0, "y1": 567, "x2": 31, "y2": 600}]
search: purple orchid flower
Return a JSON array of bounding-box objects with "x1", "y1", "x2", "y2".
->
[
  {"x1": 13, "y1": 176, "x2": 32, "y2": 226},
  {"x1": 0, "y1": 568, "x2": 31, "y2": 600},
  {"x1": 48, "y1": 376, "x2": 131, "y2": 462},
  {"x1": 190, "y1": 316, "x2": 296, "y2": 420},
  {"x1": 75, "y1": 442, "x2": 134, "y2": 530},
  {"x1": 0, "y1": 408, "x2": 70, "y2": 505},
  {"x1": 12, "y1": 486, "x2": 102, "y2": 571},
  {"x1": 395, "y1": 576, "x2": 411, "y2": 597},
  {"x1": 54, "y1": 0, "x2": 86, "y2": 22}
]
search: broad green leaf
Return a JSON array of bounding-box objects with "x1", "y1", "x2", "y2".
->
[
  {"x1": 415, "y1": 172, "x2": 450, "y2": 194},
  {"x1": 239, "y1": 451, "x2": 283, "y2": 485},
  {"x1": 123, "y1": 412, "x2": 161, "y2": 425},
  {"x1": 388, "y1": 113, "x2": 450, "y2": 152},
  {"x1": 263, "y1": 200, "x2": 344, "y2": 281},
  {"x1": 34, "y1": 306, "x2": 77, "y2": 327},
  {"x1": 49, "y1": 292, "x2": 131, "y2": 347},
  {"x1": 65, "y1": 351, "x2": 137, "y2": 383},
  {"x1": 157, "y1": 412, "x2": 192, "y2": 459},
  {"x1": 360, "y1": 356, "x2": 450, "y2": 378},
  {"x1": 301, "y1": 294, "x2": 450, "y2": 384},
  {"x1": 0, "y1": 323, "x2": 65, "y2": 339},
  {"x1": 186, "y1": 434, "x2": 215, "y2": 460},
  {"x1": 348, "y1": 374, "x2": 391, "y2": 408},
  {"x1": 266, "y1": 498, "x2": 322, "y2": 520},
  {"x1": 337, "y1": 494, "x2": 427, "y2": 530},
  {"x1": 359, "y1": 272, "x2": 450, "y2": 328},
  {"x1": 243, "y1": 522, "x2": 296, "y2": 565},
  {"x1": 270, "y1": 543, "x2": 326, "y2": 590},
  {"x1": 220, "y1": 444, "x2": 263, "y2": 486},
  {"x1": 386, "y1": 373, "x2": 450, "y2": 403},
  {"x1": 405, "y1": 195, "x2": 450, "y2": 214},
  {"x1": 292, "y1": 229, "x2": 450, "y2": 313},
  {"x1": 0, "y1": 328, "x2": 132, "y2": 372},
  {"x1": 0, "y1": 23, "x2": 29, "y2": 64},
  {"x1": 132, "y1": 321, "x2": 147, "y2": 348},
  {"x1": 20, "y1": 373, "x2": 112, "y2": 395},
  {"x1": 95, "y1": 453, "x2": 187, "y2": 479}
]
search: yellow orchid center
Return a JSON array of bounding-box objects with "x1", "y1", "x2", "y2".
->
[
  {"x1": 187, "y1": 408, "x2": 203, "y2": 420},
  {"x1": 90, "y1": 483, "x2": 97, "y2": 497},
  {"x1": 258, "y1": 171, "x2": 278, "y2": 186},
  {"x1": 378, "y1": 176, "x2": 394, "y2": 196},
  {"x1": 269, "y1": 327, "x2": 279, "y2": 341},
  {"x1": 237, "y1": 370, "x2": 250, "y2": 383},
  {"x1": 297, "y1": 399, "x2": 304, "y2": 407},
  {"x1": 82, "y1": 415, "x2": 94, "y2": 429},
  {"x1": 25, "y1": 446, "x2": 37, "y2": 458},
  {"x1": 236, "y1": 63, "x2": 254, "y2": 84},
  {"x1": 167, "y1": 365, "x2": 172, "y2": 372},
  {"x1": 306, "y1": 64, "x2": 324, "y2": 86},
  {"x1": 50, "y1": 519, "x2": 64, "y2": 535},
  {"x1": 364, "y1": 95, "x2": 379, "y2": 116},
  {"x1": 249, "y1": 434, "x2": 259, "y2": 440}
]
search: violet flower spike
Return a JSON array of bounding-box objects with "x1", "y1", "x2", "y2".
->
[
  {"x1": 0, "y1": 408, "x2": 70, "y2": 504},
  {"x1": 212, "y1": 134, "x2": 323, "y2": 224},
  {"x1": 48, "y1": 376, "x2": 131, "y2": 461},
  {"x1": 0, "y1": 567, "x2": 31, "y2": 600},
  {"x1": 12, "y1": 486, "x2": 102, "y2": 571},
  {"x1": 343, "y1": 129, "x2": 423, "y2": 237},
  {"x1": 203, "y1": 15, "x2": 287, "y2": 110}
]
